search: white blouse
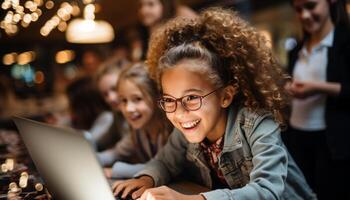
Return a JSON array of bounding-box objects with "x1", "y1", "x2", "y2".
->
[{"x1": 290, "y1": 29, "x2": 334, "y2": 131}]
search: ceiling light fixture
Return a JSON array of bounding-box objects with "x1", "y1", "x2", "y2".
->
[{"x1": 65, "y1": 3, "x2": 114, "y2": 44}]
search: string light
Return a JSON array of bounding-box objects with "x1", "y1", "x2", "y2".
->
[
  {"x1": 58, "y1": 21, "x2": 67, "y2": 32},
  {"x1": 3, "y1": 52, "x2": 17, "y2": 65},
  {"x1": 17, "y1": 51, "x2": 35, "y2": 65},
  {"x1": 0, "y1": 0, "x2": 91, "y2": 38},
  {"x1": 45, "y1": 1, "x2": 54, "y2": 10},
  {"x1": 34, "y1": 71, "x2": 45, "y2": 84},
  {"x1": 40, "y1": 2, "x2": 75, "y2": 37},
  {"x1": 55, "y1": 50, "x2": 75, "y2": 64},
  {"x1": 34, "y1": 0, "x2": 44, "y2": 7},
  {"x1": 1, "y1": 0, "x2": 44, "y2": 36}
]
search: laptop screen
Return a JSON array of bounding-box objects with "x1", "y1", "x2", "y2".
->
[{"x1": 13, "y1": 117, "x2": 115, "y2": 200}]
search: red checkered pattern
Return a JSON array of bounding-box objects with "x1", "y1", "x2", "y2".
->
[{"x1": 200, "y1": 137, "x2": 227, "y2": 185}]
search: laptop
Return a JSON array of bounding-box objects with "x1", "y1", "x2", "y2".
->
[{"x1": 13, "y1": 116, "x2": 116, "y2": 200}]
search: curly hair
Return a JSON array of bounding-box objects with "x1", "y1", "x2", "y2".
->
[{"x1": 147, "y1": 7, "x2": 291, "y2": 128}]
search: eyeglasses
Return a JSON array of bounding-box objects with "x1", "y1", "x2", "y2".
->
[{"x1": 158, "y1": 86, "x2": 224, "y2": 113}]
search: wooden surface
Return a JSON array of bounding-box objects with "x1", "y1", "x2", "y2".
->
[
  {"x1": 109, "y1": 178, "x2": 210, "y2": 195},
  {"x1": 168, "y1": 180, "x2": 210, "y2": 195}
]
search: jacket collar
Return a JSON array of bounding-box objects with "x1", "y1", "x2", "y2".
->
[
  {"x1": 222, "y1": 105, "x2": 241, "y2": 153},
  {"x1": 187, "y1": 105, "x2": 241, "y2": 156}
]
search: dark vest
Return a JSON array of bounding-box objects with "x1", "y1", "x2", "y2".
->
[{"x1": 287, "y1": 25, "x2": 350, "y2": 160}]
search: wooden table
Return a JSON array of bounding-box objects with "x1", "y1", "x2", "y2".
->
[{"x1": 168, "y1": 180, "x2": 210, "y2": 194}]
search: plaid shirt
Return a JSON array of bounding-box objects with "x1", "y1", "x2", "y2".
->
[{"x1": 200, "y1": 137, "x2": 228, "y2": 186}]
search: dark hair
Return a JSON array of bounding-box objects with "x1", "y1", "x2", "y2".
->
[
  {"x1": 66, "y1": 76, "x2": 110, "y2": 129},
  {"x1": 159, "y1": 0, "x2": 177, "y2": 22},
  {"x1": 329, "y1": 0, "x2": 350, "y2": 27}
]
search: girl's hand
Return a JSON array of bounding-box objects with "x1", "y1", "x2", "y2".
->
[
  {"x1": 289, "y1": 81, "x2": 320, "y2": 99},
  {"x1": 284, "y1": 81, "x2": 295, "y2": 96},
  {"x1": 113, "y1": 176, "x2": 154, "y2": 199},
  {"x1": 137, "y1": 186, "x2": 205, "y2": 200}
]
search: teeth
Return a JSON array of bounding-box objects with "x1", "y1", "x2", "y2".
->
[
  {"x1": 181, "y1": 119, "x2": 200, "y2": 129},
  {"x1": 129, "y1": 113, "x2": 141, "y2": 120}
]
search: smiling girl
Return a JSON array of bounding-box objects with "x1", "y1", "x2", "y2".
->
[
  {"x1": 113, "y1": 7, "x2": 316, "y2": 200},
  {"x1": 102, "y1": 63, "x2": 173, "y2": 179}
]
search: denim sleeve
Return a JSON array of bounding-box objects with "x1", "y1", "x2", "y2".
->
[
  {"x1": 134, "y1": 129, "x2": 188, "y2": 186},
  {"x1": 201, "y1": 116, "x2": 287, "y2": 200}
]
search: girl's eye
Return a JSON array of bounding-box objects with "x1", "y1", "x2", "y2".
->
[
  {"x1": 304, "y1": 2, "x2": 317, "y2": 10},
  {"x1": 132, "y1": 97, "x2": 143, "y2": 103},
  {"x1": 120, "y1": 98, "x2": 127, "y2": 104},
  {"x1": 161, "y1": 97, "x2": 175, "y2": 103},
  {"x1": 294, "y1": 2, "x2": 316, "y2": 13},
  {"x1": 185, "y1": 95, "x2": 200, "y2": 102}
]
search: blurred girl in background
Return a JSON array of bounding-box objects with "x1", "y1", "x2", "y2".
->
[
  {"x1": 94, "y1": 58, "x2": 130, "y2": 152},
  {"x1": 66, "y1": 76, "x2": 113, "y2": 150},
  {"x1": 100, "y1": 63, "x2": 173, "y2": 179}
]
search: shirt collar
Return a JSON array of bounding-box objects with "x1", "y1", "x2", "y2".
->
[
  {"x1": 320, "y1": 28, "x2": 334, "y2": 48},
  {"x1": 200, "y1": 136, "x2": 224, "y2": 150},
  {"x1": 300, "y1": 28, "x2": 334, "y2": 56}
]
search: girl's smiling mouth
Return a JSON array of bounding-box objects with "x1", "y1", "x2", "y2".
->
[{"x1": 180, "y1": 119, "x2": 201, "y2": 129}]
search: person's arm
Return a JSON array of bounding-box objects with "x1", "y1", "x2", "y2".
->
[
  {"x1": 89, "y1": 111, "x2": 114, "y2": 143},
  {"x1": 315, "y1": 82, "x2": 341, "y2": 96},
  {"x1": 110, "y1": 162, "x2": 145, "y2": 179},
  {"x1": 134, "y1": 129, "x2": 188, "y2": 186},
  {"x1": 201, "y1": 116, "x2": 288, "y2": 200},
  {"x1": 97, "y1": 148, "x2": 118, "y2": 166},
  {"x1": 291, "y1": 81, "x2": 341, "y2": 98},
  {"x1": 97, "y1": 133, "x2": 134, "y2": 166},
  {"x1": 113, "y1": 129, "x2": 189, "y2": 199}
]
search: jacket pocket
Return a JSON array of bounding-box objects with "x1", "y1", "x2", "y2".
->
[{"x1": 220, "y1": 148, "x2": 253, "y2": 188}]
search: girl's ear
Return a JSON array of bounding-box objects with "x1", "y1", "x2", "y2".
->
[{"x1": 221, "y1": 84, "x2": 237, "y2": 108}]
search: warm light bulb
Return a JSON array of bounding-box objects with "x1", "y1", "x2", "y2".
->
[
  {"x1": 45, "y1": 0, "x2": 54, "y2": 9},
  {"x1": 66, "y1": 19, "x2": 114, "y2": 43}
]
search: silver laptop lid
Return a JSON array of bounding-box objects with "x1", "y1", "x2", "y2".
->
[{"x1": 13, "y1": 116, "x2": 115, "y2": 200}]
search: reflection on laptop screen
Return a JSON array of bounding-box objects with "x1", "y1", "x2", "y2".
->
[{"x1": 13, "y1": 117, "x2": 115, "y2": 200}]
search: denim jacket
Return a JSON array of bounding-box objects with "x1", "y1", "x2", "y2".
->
[{"x1": 135, "y1": 106, "x2": 317, "y2": 200}]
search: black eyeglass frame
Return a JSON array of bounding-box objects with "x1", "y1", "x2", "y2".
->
[{"x1": 158, "y1": 85, "x2": 226, "y2": 113}]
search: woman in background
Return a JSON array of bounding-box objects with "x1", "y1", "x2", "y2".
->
[
  {"x1": 285, "y1": 0, "x2": 350, "y2": 199},
  {"x1": 134, "y1": 0, "x2": 197, "y2": 60}
]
